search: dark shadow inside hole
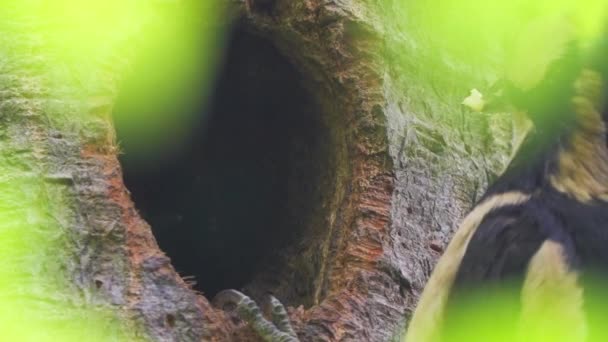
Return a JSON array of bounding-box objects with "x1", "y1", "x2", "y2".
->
[
  {"x1": 115, "y1": 26, "x2": 329, "y2": 299},
  {"x1": 166, "y1": 314, "x2": 176, "y2": 328}
]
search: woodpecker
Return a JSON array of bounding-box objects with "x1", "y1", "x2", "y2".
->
[{"x1": 405, "y1": 15, "x2": 608, "y2": 342}]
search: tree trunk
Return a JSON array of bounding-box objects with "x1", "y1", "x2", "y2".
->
[{"x1": 0, "y1": 0, "x2": 515, "y2": 341}]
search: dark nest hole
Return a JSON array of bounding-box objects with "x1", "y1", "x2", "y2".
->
[{"x1": 114, "y1": 25, "x2": 341, "y2": 302}]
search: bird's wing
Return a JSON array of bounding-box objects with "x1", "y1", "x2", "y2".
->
[
  {"x1": 403, "y1": 191, "x2": 531, "y2": 342},
  {"x1": 443, "y1": 207, "x2": 584, "y2": 342}
]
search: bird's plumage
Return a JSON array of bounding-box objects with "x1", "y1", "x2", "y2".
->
[{"x1": 405, "y1": 14, "x2": 608, "y2": 342}]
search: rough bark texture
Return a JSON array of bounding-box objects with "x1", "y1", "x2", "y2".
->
[
  {"x1": 232, "y1": 1, "x2": 514, "y2": 341},
  {"x1": 0, "y1": 3, "x2": 231, "y2": 341},
  {"x1": 0, "y1": 0, "x2": 516, "y2": 341}
]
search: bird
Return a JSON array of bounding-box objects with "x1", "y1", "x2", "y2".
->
[{"x1": 405, "y1": 13, "x2": 608, "y2": 342}]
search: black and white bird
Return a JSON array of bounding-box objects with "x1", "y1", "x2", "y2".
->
[{"x1": 405, "y1": 14, "x2": 608, "y2": 342}]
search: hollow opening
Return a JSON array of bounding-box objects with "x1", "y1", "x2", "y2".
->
[{"x1": 114, "y1": 25, "x2": 338, "y2": 301}]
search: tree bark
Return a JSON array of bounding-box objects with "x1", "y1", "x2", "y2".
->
[
  {"x1": 222, "y1": 1, "x2": 514, "y2": 341},
  {"x1": 0, "y1": 0, "x2": 515, "y2": 341}
]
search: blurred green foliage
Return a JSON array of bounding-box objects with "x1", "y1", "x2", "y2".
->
[
  {"x1": 0, "y1": 0, "x2": 225, "y2": 340},
  {"x1": 112, "y1": 0, "x2": 228, "y2": 165}
]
